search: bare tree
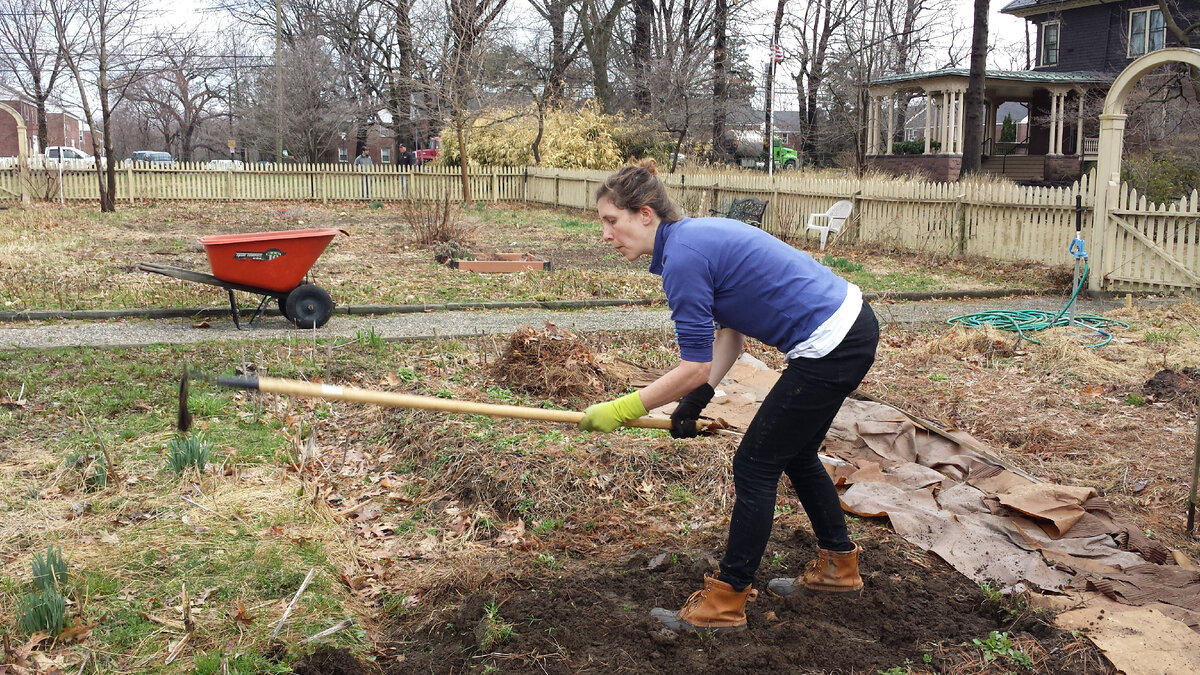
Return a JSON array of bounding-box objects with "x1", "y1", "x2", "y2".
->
[
  {"x1": 578, "y1": 0, "x2": 627, "y2": 113},
  {"x1": 238, "y1": 36, "x2": 353, "y2": 161},
  {"x1": 48, "y1": 0, "x2": 157, "y2": 211},
  {"x1": 960, "y1": 0, "x2": 988, "y2": 174},
  {"x1": 0, "y1": 0, "x2": 67, "y2": 151},
  {"x1": 126, "y1": 34, "x2": 227, "y2": 161},
  {"x1": 528, "y1": 0, "x2": 586, "y2": 105},
  {"x1": 784, "y1": 0, "x2": 849, "y2": 160},
  {"x1": 439, "y1": 0, "x2": 510, "y2": 199}
]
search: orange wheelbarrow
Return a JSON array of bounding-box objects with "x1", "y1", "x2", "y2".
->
[{"x1": 138, "y1": 228, "x2": 347, "y2": 330}]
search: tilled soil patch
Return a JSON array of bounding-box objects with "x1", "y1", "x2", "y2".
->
[{"x1": 377, "y1": 521, "x2": 1110, "y2": 674}]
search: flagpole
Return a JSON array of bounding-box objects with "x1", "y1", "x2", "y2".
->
[{"x1": 767, "y1": 44, "x2": 775, "y2": 179}]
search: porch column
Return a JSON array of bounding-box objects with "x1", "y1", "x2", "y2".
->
[
  {"x1": 941, "y1": 91, "x2": 951, "y2": 153},
  {"x1": 1056, "y1": 91, "x2": 1068, "y2": 155},
  {"x1": 1048, "y1": 91, "x2": 1059, "y2": 156},
  {"x1": 886, "y1": 94, "x2": 895, "y2": 155},
  {"x1": 868, "y1": 96, "x2": 878, "y2": 154},
  {"x1": 955, "y1": 89, "x2": 966, "y2": 155},
  {"x1": 1075, "y1": 89, "x2": 1086, "y2": 156},
  {"x1": 923, "y1": 93, "x2": 932, "y2": 154},
  {"x1": 986, "y1": 100, "x2": 998, "y2": 149},
  {"x1": 873, "y1": 95, "x2": 883, "y2": 154}
]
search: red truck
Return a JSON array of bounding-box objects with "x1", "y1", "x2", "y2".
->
[{"x1": 415, "y1": 137, "x2": 440, "y2": 164}]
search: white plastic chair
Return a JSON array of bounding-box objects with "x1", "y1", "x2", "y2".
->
[{"x1": 804, "y1": 200, "x2": 854, "y2": 250}]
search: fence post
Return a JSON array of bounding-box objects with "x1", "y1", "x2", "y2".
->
[
  {"x1": 492, "y1": 169, "x2": 498, "y2": 202},
  {"x1": 953, "y1": 193, "x2": 967, "y2": 257},
  {"x1": 554, "y1": 173, "x2": 560, "y2": 207},
  {"x1": 522, "y1": 167, "x2": 528, "y2": 204},
  {"x1": 126, "y1": 162, "x2": 134, "y2": 203},
  {"x1": 225, "y1": 167, "x2": 233, "y2": 202}
]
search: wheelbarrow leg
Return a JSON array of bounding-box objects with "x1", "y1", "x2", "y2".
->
[
  {"x1": 247, "y1": 294, "x2": 273, "y2": 329},
  {"x1": 226, "y1": 288, "x2": 274, "y2": 330},
  {"x1": 227, "y1": 289, "x2": 244, "y2": 330}
]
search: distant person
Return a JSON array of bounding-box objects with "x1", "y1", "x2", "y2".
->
[
  {"x1": 355, "y1": 148, "x2": 373, "y2": 198},
  {"x1": 398, "y1": 145, "x2": 415, "y2": 167}
]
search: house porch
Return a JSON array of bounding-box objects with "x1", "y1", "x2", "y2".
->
[{"x1": 865, "y1": 69, "x2": 1111, "y2": 183}]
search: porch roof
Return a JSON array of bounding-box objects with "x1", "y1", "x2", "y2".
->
[
  {"x1": 871, "y1": 68, "x2": 1112, "y2": 87},
  {"x1": 870, "y1": 68, "x2": 1112, "y2": 100}
]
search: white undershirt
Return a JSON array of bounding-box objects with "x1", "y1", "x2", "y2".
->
[{"x1": 785, "y1": 283, "x2": 863, "y2": 360}]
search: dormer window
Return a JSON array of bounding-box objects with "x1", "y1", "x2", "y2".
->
[
  {"x1": 1040, "y1": 21, "x2": 1060, "y2": 66},
  {"x1": 1129, "y1": 7, "x2": 1165, "y2": 57}
]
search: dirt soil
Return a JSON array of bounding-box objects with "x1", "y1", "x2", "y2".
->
[{"x1": 370, "y1": 523, "x2": 1107, "y2": 674}]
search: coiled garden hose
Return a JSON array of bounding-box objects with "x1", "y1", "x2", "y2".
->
[{"x1": 945, "y1": 262, "x2": 1129, "y2": 348}]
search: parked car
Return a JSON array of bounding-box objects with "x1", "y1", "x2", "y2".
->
[
  {"x1": 127, "y1": 150, "x2": 175, "y2": 165},
  {"x1": 44, "y1": 146, "x2": 100, "y2": 168},
  {"x1": 205, "y1": 159, "x2": 245, "y2": 171}
]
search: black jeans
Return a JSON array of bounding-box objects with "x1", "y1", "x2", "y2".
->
[{"x1": 717, "y1": 301, "x2": 879, "y2": 591}]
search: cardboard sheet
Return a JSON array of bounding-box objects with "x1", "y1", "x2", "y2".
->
[{"x1": 1054, "y1": 607, "x2": 1200, "y2": 675}]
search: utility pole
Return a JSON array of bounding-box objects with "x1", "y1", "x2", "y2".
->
[{"x1": 274, "y1": 0, "x2": 283, "y2": 163}]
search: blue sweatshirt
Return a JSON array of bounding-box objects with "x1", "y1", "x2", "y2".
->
[{"x1": 649, "y1": 217, "x2": 850, "y2": 362}]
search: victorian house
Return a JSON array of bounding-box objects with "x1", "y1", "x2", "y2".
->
[{"x1": 866, "y1": 0, "x2": 1199, "y2": 183}]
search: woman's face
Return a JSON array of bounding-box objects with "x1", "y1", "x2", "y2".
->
[{"x1": 598, "y1": 197, "x2": 657, "y2": 262}]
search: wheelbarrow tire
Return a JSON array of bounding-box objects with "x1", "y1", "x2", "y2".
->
[
  {"x1": 285, "y1": 284, "x2": 334, "y2": 329},
  {"x1": 276, "y1": 291, "x2": 291, "y2": 320}
]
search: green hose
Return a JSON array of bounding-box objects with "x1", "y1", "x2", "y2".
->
[{"x1": 946, "y1": 262, "x2": 1129, "y2": 348}]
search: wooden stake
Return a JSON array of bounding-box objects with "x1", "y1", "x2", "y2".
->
[
  {"x1": 300, "y1": 618, "x2": 356, "y2": 644},
  {"x1": 1188, "y1": 409, "x2": 1199, "y2": 536},
  {"x1": 272, "y1": 568, "x2": 316, "y2": 638}
]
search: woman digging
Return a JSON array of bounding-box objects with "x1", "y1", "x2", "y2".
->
[{"x1": 578, "y1": 160, "x2": 879, "y2": 632}]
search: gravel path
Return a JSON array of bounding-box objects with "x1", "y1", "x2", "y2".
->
[{"x1": 0, "y1": 295, "x2": 1157, "y2": 351}]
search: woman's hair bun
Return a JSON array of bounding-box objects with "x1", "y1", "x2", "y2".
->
[{"x1": 637, "y1": 157, "x2": 659, "y2": 177}]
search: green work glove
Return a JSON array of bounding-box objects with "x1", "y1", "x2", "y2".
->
[{"x1": 579, "y1": 391, "x2": 648, "y2": 433}]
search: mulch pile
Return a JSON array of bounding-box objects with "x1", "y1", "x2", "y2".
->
[{"x1": 492, "y1": 322, "x2": 623, "y2": 400}]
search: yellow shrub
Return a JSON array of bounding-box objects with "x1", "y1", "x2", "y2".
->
[{"x1": 437, "y1": 102, "x2": 625, "y2": 169}]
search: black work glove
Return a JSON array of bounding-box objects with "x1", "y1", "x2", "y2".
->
[{"x1": 670, "y1": 383, "x2": 715, "y2": 439}]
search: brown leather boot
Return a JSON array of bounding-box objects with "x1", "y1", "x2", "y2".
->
[
  {"x1": 649, "y1": 573, "x2": 758, "y2": 632},
  {"x1": 768, "y1": 545, "x2": 863, "y2": 595}
]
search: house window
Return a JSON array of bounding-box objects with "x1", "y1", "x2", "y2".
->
[
  {"x1": 1129, "y1": 7, "x2": 1165, "y2": 57},
  {"x1": 1040, "y1": 21, "x2": 1059, "y2": 66},
  {"x1": 380, "y1": 148, "x2": 391, "y2": 164},
  {"x1": 338, "y1": 147, "x2": 348, "y2": 163}
]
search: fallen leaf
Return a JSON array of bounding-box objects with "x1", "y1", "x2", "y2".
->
[
  {"x1": 191, "y1": 321, "x2": 211, "y2": 329},
  {"x1": 57, "y1": 623, "x2": 94, "y2": 643},
  {"x1": 230, "y1": 602, "x2": 254, "y2": 626}
]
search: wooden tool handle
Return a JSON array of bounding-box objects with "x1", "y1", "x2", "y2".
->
[{"x1": 250, "y1": 375, "x2": 684, "y2": 430}]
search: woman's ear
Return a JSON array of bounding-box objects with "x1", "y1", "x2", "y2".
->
[{"x1": 639, "y1": 204, "x2": 655, "y2": 225}]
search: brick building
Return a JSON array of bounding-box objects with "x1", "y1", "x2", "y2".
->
[{"x1": 0, "y1": 82, "x2": 102, "y2": 158}]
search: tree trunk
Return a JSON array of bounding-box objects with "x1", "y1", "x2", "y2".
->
[
  {"x1": 632, "y1": 0, "x2": 652, "y2": 111},
  {"x1": 960, "y1": 0, "x2": 989, "y2": 174},
  {"x1": 764, "y1": 0, "x2": 786, "y2": 159},
  {"x1": 711, "y1": 0, "x2": 727, "y2": 158},
  {"x1": 455, "y1": 119, "x2": 471, "y2": 202}
]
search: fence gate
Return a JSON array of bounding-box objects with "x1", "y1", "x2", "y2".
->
[
  {"x1": 1091, "y1": 47, "x2": 1200, "y2": 295},
  {"x1": 1100, "y1": 183, "x2": 1200, "y2": 294}
]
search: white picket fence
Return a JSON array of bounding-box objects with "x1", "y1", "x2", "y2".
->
[{"x1": 1, "y1": 162, "x2": 1196, "y2": 292}]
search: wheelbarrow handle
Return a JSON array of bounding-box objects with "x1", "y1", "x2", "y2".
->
[{"x1": 218, "y1": 374, "x2": 706, "y2": 432}]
